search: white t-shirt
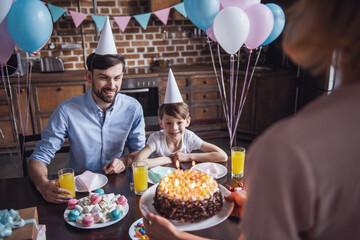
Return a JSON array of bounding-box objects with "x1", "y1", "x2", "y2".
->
[{"x1": 146, "y1": 129, "x2": 203, "y2": 157}]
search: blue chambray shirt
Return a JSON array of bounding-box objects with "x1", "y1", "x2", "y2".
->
[{"x1": 30, "y1": 90, "x2": 146, "y2": 172}]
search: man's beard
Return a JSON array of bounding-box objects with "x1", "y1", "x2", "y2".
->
[{"x1": 92, "y1": 83, "x2": 118, "y2": 103}]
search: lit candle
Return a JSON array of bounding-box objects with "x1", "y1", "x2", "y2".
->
[
  {"x1": 192, "y1": 161, "x2": 196, "y2": 167},
  {"x1": 176, "y1": 160, "x2": 180, "y2": 172}
]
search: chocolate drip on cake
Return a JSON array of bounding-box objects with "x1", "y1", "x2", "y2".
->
[{"x1": 153, "y1": 188, "x2": 223, "y2": 223}]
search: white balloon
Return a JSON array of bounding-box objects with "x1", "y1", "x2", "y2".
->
[
  {"x1": 0, "y1": 0, "x2": 12, "y2": 25},
  {"x1": 213, "y1": 7, "x2": 250, "y2": 54},
  {"x1": 220, "y1": 0, "x2": 261, "y2": 10}
]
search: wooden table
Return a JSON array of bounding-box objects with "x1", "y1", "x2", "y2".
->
[{"x1": 0, "y1": 162, "x2": 243, "y2": 239}]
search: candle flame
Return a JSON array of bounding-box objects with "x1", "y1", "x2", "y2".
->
[
  {"x1": 167, "y1": 169, "x2": 171, "y2": 175},
  {"x1": 176, "y1": 160, "x2": 180, "y2": 169},
  {"x1": 192, "y1": 161, "x2": 195, "y2": 167},
  {"x1": 206, "y1": 169, "x2": 210, "y2": 175},
  {"x1": 202, "y1": 182, "x2": 206, "y2": 187},
  {"x1": 164, "y1": 177, "x2": 169, "y2": 183},
  {"x1": 190, "y1": 182, "x2": 195, "y2": 188},
  {"x1": 175, "y1": 179, "x2": 179, "y2": 187}
]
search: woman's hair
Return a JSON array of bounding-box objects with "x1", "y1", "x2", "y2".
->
[
  {"x1": 158, "y1": 102, "x2": 190, "y2": 120},
  {"x1": 86, "y1": 53, "x2": 126, "y2": 73},
  {"x1": 282, "y1": 0, "x2": 360, "y2": 84}
]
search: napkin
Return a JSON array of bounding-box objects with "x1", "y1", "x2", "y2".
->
[
  {"x1": 148, "y1": 166, "x2": 175, "y2": 183},
  {"x1": 75, "y1": 170, "x2": 99, "y2": 192},
  {"x1": 195, "y1": 163, "x2": 222, "y2": 179}
]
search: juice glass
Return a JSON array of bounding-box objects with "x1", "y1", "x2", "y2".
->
[
  {"x1": 132, "y1": 161, "x2": 148, "y2": 195},
  {"x1": 58, "y1": 168, "x2": 75, "y2": 197},
  {"x1": 231, "y1": 147, "x2": 246, "y2": 178}
]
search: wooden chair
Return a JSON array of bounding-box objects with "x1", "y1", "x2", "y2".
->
[{"x1": 19, "y1": 134, "x2": 70, "y2": 177}]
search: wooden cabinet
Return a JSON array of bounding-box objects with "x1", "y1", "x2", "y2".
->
[
  {"x1": 158, "y1": 72, "x2": 223, "y2": 132},
  {"x1": 0, "y1": 71, "x2": 89, "y2": 152},
  {"x1": 234, "y1": 69, "x2": 298, "y2": 140},
  {"x1": 34, "y1": 83, "x2": 86, "y2": 130}
]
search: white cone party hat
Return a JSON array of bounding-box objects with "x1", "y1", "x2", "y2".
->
[
  {"x1": 164, "y1": 68, "x2": 183, "y2": 104},
  {"x1": 95, "y1": 17, "x2": 117, "y2": 55}
]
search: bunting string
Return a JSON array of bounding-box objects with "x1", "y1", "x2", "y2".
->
[{"x1": 46, "y1": 2, "x2": 188, "y2": 32}]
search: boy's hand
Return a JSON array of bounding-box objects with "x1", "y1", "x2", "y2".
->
[{"x1": 170, "y1": 152, "x2": 189, "y2": 162}]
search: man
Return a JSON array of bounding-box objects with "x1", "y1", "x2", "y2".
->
[{"x1": 28, "y1": 17, "x2": 145, "y2": 203}]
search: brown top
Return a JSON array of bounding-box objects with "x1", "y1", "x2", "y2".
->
[{"x1": 242, "y1": 83, "x2": 360, "y2": 240}]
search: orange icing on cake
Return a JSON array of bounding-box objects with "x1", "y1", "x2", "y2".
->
[{"x1": 157, "y1": 169, "x2": 219, "y2": 202}]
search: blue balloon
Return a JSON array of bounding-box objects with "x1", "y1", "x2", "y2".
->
[
  {"x1": 262, "y1": 3, "x2": 285, "y2": 46},
  {"x1": 184, "y1": 0, "x2": 220, "y2": 30},
  {"x1": 7, "y1": 0, "x2": 53, "y2": 53}
]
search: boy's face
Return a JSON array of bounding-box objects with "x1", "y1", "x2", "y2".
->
[{"x1": 159, "y1": 113, "x2": 190, "y2": 141}]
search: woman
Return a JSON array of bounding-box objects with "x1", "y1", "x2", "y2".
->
[{"x1": 142, "y1": 0, "x2": 360, "y2": 239}]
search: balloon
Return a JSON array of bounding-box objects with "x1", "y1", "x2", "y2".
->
[
  {"x1": 244, "y1": 4, "x2": 274, "y2": 50},
  {"x1": 213, "y1": 7, "x2": 250, "y2": 54},
  {"x1": 184, "y1": 0, "x2": 220, "y2": 30},
  {"x1": 0, "y1": 17, "x2": 15, "y2": 67},
  {"x1": 0, "y1": 0, "x2": 12, "y2": 25},
  {"x1": 262, "y1": 3, "x2": 285, "y2": 46},
  {"x1": 220, "y1": 0, "x2": 260, "y2": 10},
  {"x1": 7, "y1": 0, "x2": 53, "y2": 53},
  {"x1": 206, "y1": 24, "x2": 217, "y2": 42}
]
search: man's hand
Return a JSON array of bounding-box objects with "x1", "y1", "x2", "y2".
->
[
  {"x1": 103, "y1": 157, "x2": 126, "y2": 174},
  {"x1": 170, "y1": 152, "x2": 189, "y2": 163},
  {"x1": 224, "y1": 190, "x2": 247, "y2": 218},
  {"x1": 38, "y1": 179, "x2": 72, "y2": 204}
]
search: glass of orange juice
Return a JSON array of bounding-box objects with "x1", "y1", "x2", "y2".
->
[
  {"x1": 58, "y1": 168, "x2": 76, "y2": 197},
  {"x1": 132, "y1": 161, "x2": 148, "y2": 195},
  {"x1": 231, "y1": 147, "x2": 246, "y2": 178}
]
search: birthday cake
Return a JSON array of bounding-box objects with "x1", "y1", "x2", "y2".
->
[{"x1": 153, "y1": 169, "x2": 223, "y2": 223}]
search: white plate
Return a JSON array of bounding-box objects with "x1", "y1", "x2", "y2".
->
[
  {"x1": 139, "y1": 184, "x2": 234, "y2": 231},
  {"x1": 191, "y1": 163, "x2": 228, "y2": 179},
  {"x1": 148, "y1": 167, "x2": 177, "y2": 184},
  {"x1": 128, "y1": 218, "x2": 144, "y2": 240},
  {"x1": 75, "y1": 173, "x2": 108, "y2": 192},
  {"x1": 63, "y1": 196, "x2": 129, "y2": 229}
]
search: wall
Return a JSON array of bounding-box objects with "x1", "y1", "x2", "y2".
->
[{"x1": 40, "y1": 0, "x2": 213, "y2": 74}]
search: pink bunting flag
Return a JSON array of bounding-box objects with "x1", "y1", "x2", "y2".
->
[
  {"x1": 70, "y1": 10, "x2": 87, "y2": 28},
  {"x1": 113, "y1": 16, "x2": 131, "y2": 32},
  {"x1": 153, "y1": 8, "x2": 170, "y2": 25}
]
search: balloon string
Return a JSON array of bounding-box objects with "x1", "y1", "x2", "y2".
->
[
  {"x1": 207, "y1": 38, "x2": 229, "y2": 132},
  {"x1": 230, "y1": 49, "x2": 252, "y2": 144},
  {"x1": 25, "y1": 61, "x2": 33, "y2": 137},
  {"x1": 233, "y1": 49, "x2": 241, "y2": 116},
  {"x1": 217, "y1": 44, "x2": 231, "y2": 140},
  {"x1": 232, "y1": 47, "x2": 262, "y2": 140},
  {"x1": 0, "y1": 67, "x2": 22, "y2": 177},
  {"x1": 230, "y1": 54, "x2": 235, "y2": 143},
  {"x1": 17, "y1": 75, "x2": 23, "y2": 134}
]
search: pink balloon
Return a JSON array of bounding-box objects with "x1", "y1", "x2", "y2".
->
[
  {"x1": 244, "y1": 4, "x2": 274, "y2": 50},
  {"x1": 206, "y1": 24, "x2": 218, "y2": 42},
  {"x1": 0, "y1": 17, "x2": 15, "y2": 67},
  {"x1": 221, "y1": 0, "x2": 260, "y2": 10}
]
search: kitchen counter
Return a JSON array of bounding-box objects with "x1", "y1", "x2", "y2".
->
[{"x1": 10, "y1": 64, "x2": 292, "y2": 84}]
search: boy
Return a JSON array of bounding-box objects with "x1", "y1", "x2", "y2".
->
[{"x1": 134, "y1": 69, "x2": 227, "y2": 168}]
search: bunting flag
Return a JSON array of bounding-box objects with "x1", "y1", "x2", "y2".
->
[
  {"x1": 113, "y1": 16, "x2": 131, "y2": 33},
  {"x1": 174, "y1": 2, "x2": 187, "y2": 18},
  {"x1": 91, "y1": 15, "x2": 107, "y2": 31},
  {"x1": 133, "y1": 13, "x2": 151, "y2": 30},
  {"x1": 48, "y1": 4, "x2": 67, "y2": 23},
  {"x1": 41, "y1": 2, "x2": 189, "y2": 32},
  {"x1": 69, "y1": 11, "x2": 88, "y2": 28},
  {"x1": 153, "y1": 8, "x2": 171, "y2": 25}
]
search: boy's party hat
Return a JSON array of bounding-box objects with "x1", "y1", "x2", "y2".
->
[
  {"x1": 164, "y1": 68, "x2": 183, "y2": 104},
  {"x1": 95, "y1": 17, "x2": 117, "y2": 55}
]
